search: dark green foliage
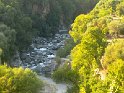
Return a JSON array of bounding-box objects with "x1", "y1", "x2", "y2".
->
[
  {"x1": 67, "y1": 85, "x2": 79, "y2": 93},
  {"x1": 0, "y1": 0, "x2": 98, "y2": 64},
  {"x1": 0, "y1": 24, "x2": 16, "y2": 63},
  {"x1": 57, "y1": 0, "x2": 76, "y2": 26},
  {"x1": 52, "y1": 63, "x2": 79, "y2": 93},
  {"x1": 52, "y1": 63, "x2": 79, "y2": 84},
  {"x1": 55, "y1": 56, "x2": 61, "y2": 67},
  {"x1": 46, "y1": 0, "x2": 61, "y2": 35},
  {"x1": 56, "y1": 38, "x2": 76, "y2": 58}
]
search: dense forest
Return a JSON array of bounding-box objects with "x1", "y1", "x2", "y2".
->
[
  {"x1": 0, "y1": 0, "x2": 99, "y2": 93},
  {"x1": 53, "y1": 0, "x2": 124, "y2": 93},
  {"x1": 1, "y1": 0, "x2": 124, "y2": 93},
  {"x1": 0, "y1": 0, "x2": 98, "y2": 64}
]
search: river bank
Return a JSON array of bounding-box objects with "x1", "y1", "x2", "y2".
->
[
  {"x1": 38, "y1": 75, "x2": 68, "y2": 93},
  {"x1": 11, "y1": 30, "x2": 70, "y2": 93}
]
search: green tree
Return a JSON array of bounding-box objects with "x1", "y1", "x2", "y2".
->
[
  {"x1": 0, "y1": 32, "x2": 7, "y2": 50},
  {"x1": 56, "y1": 38, "x2": 76, "y2": 58},
  {"x1": 107, "y1": 59, "x2": 124, "y2": 93},
  {"x1": 108, "y1": 20, "x2": 124, "y2": 38},
  {"x1": 0, "y1": 48, "x2": 2, "y2": 64},
  {"x1": 103, "y1": 39, "x2": 124, "y2": 68},
  {"x1": 46, "y1": 0, "x2": 61, "y2": 36},
  {"x1": 0, "y1": 24, "x2": 16, "y2": 63},
  {"x1": 0, "y1": 65, "x2": 42, "y2": 93},
  {"x1": 68, "y1": 0, "x2": 124, "y2": 92},
  {"x1": 70, "y1": 27, "x2": 106, "y2": 92},
  {"x1": 116, "y1": 1, "x2": 124, "y2": 16},
  {"x1": 69, "y1": 14, "x2": 93, "y2": 42}
]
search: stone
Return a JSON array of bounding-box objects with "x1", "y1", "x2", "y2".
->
[
  {"x1": 39, "y1": 48, "x2": 47, "y2": 51},
  {"x1": 19, "y1": 29, "x2": 70, "y2": 74},
  {"x1": 47, "y1": 55, "x2": 56, "y2": 59}
]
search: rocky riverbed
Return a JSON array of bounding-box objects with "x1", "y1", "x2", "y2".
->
[
  {"x1": 10, "y1": 30, "x2": 70, "y2": 73},
  {"x1": 18, "y1": 30, "x2": 70, "y2": 74},
  {"x1": 10, "y1": 30, "x2": 70, "y2": 93}
]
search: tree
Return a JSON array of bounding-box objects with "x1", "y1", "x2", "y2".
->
[
  {"x1": 108, "y1": 20, "x2": 124, "y2": 38},
  {"x1": 70, "y1": 26, "x2": 106, "y2": 92},
  {"x1": 56, "y1": 38, "x2": 76, "y2": 58},
  {"x1": 0, "y1": 32, "x2": 7, "y2": 50},
  {"x1": 116, "y1": 1, "x2": 124, "y2": 16},
  {"x1": 103, "y1": 39, "x2": 124, "y2": 68},
  {"x1": 107, "y1": 59, "x2": 124, "y2": 93},
  {"x1": 0, "y1": 65, "x2": 42, "y2": 93},
  {"x1": 69, "y1": 14, "x2": 93, "y2": 42},
  {"x1": 68, "y1": 0, "x2": 124, "y2": 92},
  {"x1": 0, "y1": 24, "x2": 16, "y2": 63},
  {"x1": 46, "y1": 0, "x2": 61, "y2": 35},
  {"x1": 0, "y1": 49, "x2": 2, "y2": 64}
]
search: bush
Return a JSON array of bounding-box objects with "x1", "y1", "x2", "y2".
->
[
  {"x1": 56, "y1": 38, "x2": 76, "y2": 58},
  {"x1": 67, "y1": 85, "x2": 79, "y2": 93},
  {"x1": 103, "y1": 39, "x2": 124, "y2": 68},
  {"x1": 52, "y1": 63, "x2": 79, "y2": 84},
  {"x1": 0, "y1": 65, "x2": 43, "y2": 93},
  {"x1": 55, "y1": 56, "x2": 61, "y2": 67}
]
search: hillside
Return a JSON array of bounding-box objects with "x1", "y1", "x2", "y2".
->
[
  {"x1": 0, "y1": 0, "x2": 98, "y2": 64},
  {"x1": 0, "y1": 0, "x2": 99, "y2": 93},
  {"x1": 1, "y1": 0, "x2": 124, "y2": 93},
  {"x1": 53, "y1": 0, "x2": 124, "y2": 93}
]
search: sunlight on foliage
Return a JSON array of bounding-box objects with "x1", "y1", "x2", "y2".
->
[{"x1": 0, "y1": 65, "x2": 43, "y2": 93}]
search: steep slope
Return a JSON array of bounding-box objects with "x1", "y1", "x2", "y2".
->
[
  {"x1": 0, "y1": 0, "x2": 99, "y2": 64},
  {"x1": 69, "y1": 0, "x2": 124, "y2": 92}
]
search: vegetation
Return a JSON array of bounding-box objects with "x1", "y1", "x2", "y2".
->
[
  {"x1": 103, "y1": 39, "x2": 124, "y2": 69},
  {"x1": 52, "y1": 63, "x2": 79, "y2": 85},
  {"x1": 56, "y1": 38, "x2": 76, "y2": 58},
  {"x1": 69, "y1": 0, "x2": 124, "y2": 92},
  {"x1": 0, "y1": 65, "x2": 42, "y2": 93},
  {"x1": 2, "y1": 0, "x2": 124, "y2": 92},
  {"x1": 54, "y1": 0, "x2": 124, "y2": 93},
  {"x1": 0, "y1": 24, "x2": 16, "y2": 63},
  {"x1": 0, "y1": 0, "x2": 100, "y2": 92},
  {"x1": 108, "y1": 19, "x2": 124, "y2": 37},
  {"x1": 0, "y1": 0, "x2": 98, "y2": 64}
]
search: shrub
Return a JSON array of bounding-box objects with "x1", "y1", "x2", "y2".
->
[
  {"x1": 52, "y1": 63, "x2": 79, "y2": 84},
  {"x1": 0, "y1": 65, "x2": 43, "y2": 93},
  {"x1": 56, "y1": 38, "x2": 76, "y2": 58},
  {"x1": 55, "y1": 56, "x2": 61, "y2": 67}
]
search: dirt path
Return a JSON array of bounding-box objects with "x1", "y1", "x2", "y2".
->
[{"x1": 38, "y1": 75, "x2": 68, "y2": 93}]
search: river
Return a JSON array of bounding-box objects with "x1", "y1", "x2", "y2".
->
[{"x1": 18, "y1": 30, "x2": 70, "y2": 93}]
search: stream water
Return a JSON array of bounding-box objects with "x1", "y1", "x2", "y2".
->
[
  {"x1": 19, "y1": 30, "x2": 70, "y2": 74},
  {"x1": 17, "y1": 30, "x2": 70, "y2": 93}
]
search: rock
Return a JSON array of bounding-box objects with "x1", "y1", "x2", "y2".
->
[
  {"x1": 30, "y1": 66, "x2": 37, "y2": 70},
  {"x1": 34, "y1": 47, "x2": 38, "y2": 51},
  {"x1": 20, "y1": 30, "x2": 70, "y2": 74},
  {"x1": 26, "y1": 53, "x2": 30, "y2": 56},
  {"x1": 36, "y1": 44, "x2": 43, "y2": 48},
  {"x1": 39, "y1": 48, "x2": 47, "y2": 51},
  {"x1": 39, "y1": 63, "x2": 45, "y2": 67},
  {"x1": 47, "y1": 55, "x2": 56, "y2": 59}
]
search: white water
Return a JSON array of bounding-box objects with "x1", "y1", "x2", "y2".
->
[{"x1": 38, "y1": 75, "x2": 68, "y2": 93}]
